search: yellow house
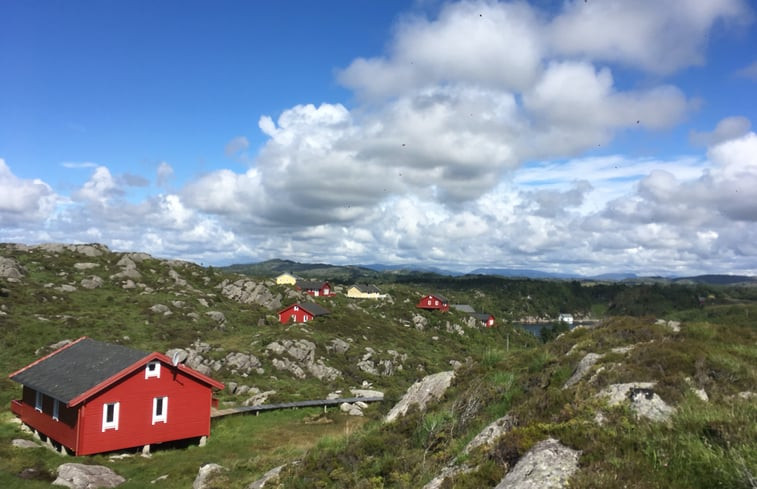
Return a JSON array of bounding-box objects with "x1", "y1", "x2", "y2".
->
[
  {"x1": 275, "y1": 272, "x2": 299, "y2": 285},
  {"x1": 346, "y1": 284, "x2": 384, "y2": 299}
]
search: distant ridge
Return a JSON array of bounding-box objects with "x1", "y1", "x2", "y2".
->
[{"x1": 221, "y1": 259, "x2": 754, "y2": 284}]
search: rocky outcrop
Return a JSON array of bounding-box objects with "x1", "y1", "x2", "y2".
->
[
  {"x1": 266, "y1": 339, "x2": 341, "y2": 381},
  {"x1": 53, "y1": 463, "x2": 125, "y2": 489},
  {"x1": 219, "y1": 279, "x2": 282, "y2": 310},
  {"x1": 110, "y1": 255, "x2": 141, "y2": 280},
  {"x1": 192, "y1": 463, "x2": 225, "y2": 489},
  {"x1": 385, "y1": 371, "x2": 455, "y2": 423},
  {"x1": 563, "y1": 353, "x2": 604, "y2": 389},
  {"x1": 494, "y1": 438, "x2": 580, "y2": 489},
  {"x1": 224, "y1": 352, "x2": 261, "y2": 374}
]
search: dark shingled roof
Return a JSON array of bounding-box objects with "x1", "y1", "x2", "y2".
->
[
  {"x1": 10, "y1": 338, "x2": 148, "y2": 404},
  {"x1": 299, "y1": 302, "x2": 330, "y2": 316},
  {"x1": 472, "y1": 313, "x2": 493, "y2": 321},
  {"x1": 297, "y1": 280, "x2": 329, "y2": 290},
  {"x1": 452, "y1": 304, "x2": 476, "y2": 313}
]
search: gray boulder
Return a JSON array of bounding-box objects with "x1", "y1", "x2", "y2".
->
[
  {"x1": 494, "y1": 438, "x2": 580, "y2": 489},
  {"x1": 327, "y1": 338, "x2": 350, "y2": 354},
  {"x1": 192, "y1": 463, "x2": 225, "y2": 489},
  {"x1": 385, "y1": 371, "x2": 455, "y2": 423},
  {"x1": 53, "y1": 463, "x2": 125, "y2": 489},
  {"x1": 597, "y1": 382, "x2": 675, "y2": 422}
]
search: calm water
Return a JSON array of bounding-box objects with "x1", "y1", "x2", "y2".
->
[{"x1": 516, "y1": 322, "x2": 575, "y2": 336}]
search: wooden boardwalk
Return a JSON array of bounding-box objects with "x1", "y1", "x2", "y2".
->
[{"x1": 211, "y1": 396, "x2": 385, "y2": 419}]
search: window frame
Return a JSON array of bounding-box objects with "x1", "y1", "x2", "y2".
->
[
  {"x1": 34, "y1": 391, "x2": 43, "y2": 412},
  {"x1": 152, "y1": 396, "x2": 168, "y2": 425},
  {"x1": 52, "y1": 399, "x2": 60, "y2": 421},
  {"x1": 145, "y1": 360, "x2": 161, "y2": 379},
  {"x1": 102, "y1": 402, "x2": 120, "y2": 431}
]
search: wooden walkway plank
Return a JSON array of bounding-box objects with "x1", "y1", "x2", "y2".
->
[{"x1": 211, "y1": 396, "x2": 385, "y2": 419}]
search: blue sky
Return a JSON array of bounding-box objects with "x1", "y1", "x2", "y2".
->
[{"x1": 2, "y1": 0, "x2": 757, "y2": 275}]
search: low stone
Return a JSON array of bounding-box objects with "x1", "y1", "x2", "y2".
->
[
  {"x1": 12, "y1": 438, "x2": 41, "y2": 449},
  {"x1": 150, "y1": 304, "x2": 170, "y2": 314},
  {"x1": 350, "y1": 389, "x2": 384, "y2": 399},
  {"x1": 53, "y1": 463, "x2": 125, "y2": 489},
  {"x1": 494, "y1": 438, "x2": 580, "y2": 489}
]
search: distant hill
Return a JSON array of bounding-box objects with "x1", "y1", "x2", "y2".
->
[
  {"x1": 222, "y1": 259, "x2": 755, "y2": 285},
  {"x1": 222, "y1": 259, "x2": 384, "y2": 282},
  {"x1": 672, "y1": 274, "x2": 757, "y2": 285}
]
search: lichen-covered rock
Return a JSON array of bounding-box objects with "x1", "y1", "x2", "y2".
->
[
  {"x1": 385, "y1": 371, "x2": 455, "y2": 423},
  {"x1": 53, "y1": 463, "x2": 125, "y2": 489},
  {"x1": 494, "y1": 438, "x2": 580, "y2": 489},
  {"x1": 563, "y1": 353, "x2": 604, "y2": 389}
]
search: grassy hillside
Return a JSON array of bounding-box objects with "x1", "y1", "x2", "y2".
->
[{"x1": 1, "y1": 243, "x2": 755, "y2": 488}]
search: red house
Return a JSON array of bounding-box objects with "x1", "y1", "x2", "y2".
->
[
  {"x1": 417, "y1": 294, "x2": 450, "y2": 312},
  {"x1": 296, "y1": 280, "x2": 335, "y2": 297},
  {"x1": 9, "y1": 337, "x2": 224, "y2": 456},
  {"x1": 472, "y1": 313, "x2": 496, "y2": 328},
  {"x1": 278, "y1": 302, "x2": 331, "y2": 324}
]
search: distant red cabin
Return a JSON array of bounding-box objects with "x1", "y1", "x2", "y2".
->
[
  {"x1": 473, "y1": 313, "x2": 496, "y2": 328},
  {"x1": 416, "y1": 294, "x2": 450, "y2": 312},
  {"x1": 278, "y1": 302, "x2": 331, "y2": 324},
  {"x1": 9, "y1": 337, "x2": 224, "y2": 456},
  {"x1": 295, "y1": 280, "x2": 335, "y2": 297}
]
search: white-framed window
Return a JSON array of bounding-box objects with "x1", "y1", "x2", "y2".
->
[
  {"x1": 34, "y1": 391, "x2": 43, "y2": 412},
  {"x1": 435, "y1": 300, "x2": 439, "y2": 306},
  {"x1": 145, "y1": 361, "x2": 161, "y2": 379},
  {"x1": 52, "y1": 399, "x2": 60, "y2": 421},
  {"x1": 102, "y1": 402, "x2": 120, "y2": 431},
  {"x1": 427, "y1": 298, "x2": 432, "y2": 305},
  {"x1": 293, "y1": 305, "x2": 299, "y2": 311},
  {"x1": 152, "y1": 396, "x2": 168, "y2": 425}
]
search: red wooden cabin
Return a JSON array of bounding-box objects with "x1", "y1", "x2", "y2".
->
[
  {"x1": 9, "y1": 337, "x2": 224, "y2": 456},
  {"x1": 472, "y1": 313, "x2": 496, "y2": 328},
  {"x1": 295, "y1": 280, "x2": 335, "y2": 297},
  {"x1": 278, "y1": 302, "x2": 331, "y2": 323},
  {"x1": 416, "y1": 294, "x2": 450, "y2": 312}
]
